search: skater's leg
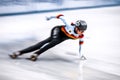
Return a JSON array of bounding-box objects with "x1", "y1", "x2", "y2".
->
[
  {"x1": 27, "y1": 26, "x2": 69, "y2": 61},
  {"x1": 28, "y1": 26, "x2": 62, "y2": 61},
  {"x1": 9, "y1": 37, "x2": 51, "y2": 59},
  {"x1": 35, "y1": 39, "x2": 62, "y2": 56},
  {"x1": 34, "y1": 26, "x2": 63, "y2": 56},
  {"x1": 18, "y1": 37, "x2": 51, "y2": 55},
  {"x1": 28, "y1": 39, "x2": 62, "y2": 61}
]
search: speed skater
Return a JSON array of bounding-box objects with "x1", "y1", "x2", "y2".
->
[{"x1": 9, "y1": 14, "x2": 87, "y2": 61}]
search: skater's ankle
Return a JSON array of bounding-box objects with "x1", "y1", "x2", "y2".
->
[
  {"x1": 14, "y1": 51, "x2": 21, "y2": 56},
  {"x1": 32, "y1": 54, "x2": 38, "y2": 57}
]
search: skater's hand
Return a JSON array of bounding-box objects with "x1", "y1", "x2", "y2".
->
[
  {"x1": 80, "y1": 55, "x2": 87, "y2": 60},
  {"x1": 56, "y1": 14, "x2": 64, "y2": 19}
]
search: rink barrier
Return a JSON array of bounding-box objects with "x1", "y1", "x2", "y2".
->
[{"x1": 0, "y1": 4, "x2": 120, "y2": 17}]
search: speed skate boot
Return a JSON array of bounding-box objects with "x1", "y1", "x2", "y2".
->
[
  {"x1": 27, "y1": 54, "x2": 38, "y2": 61},
  {"x1": 9, "y1": 52, "x2": 21, "y2": 59}
]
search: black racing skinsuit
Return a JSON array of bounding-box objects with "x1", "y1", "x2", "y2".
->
[{"x1": 19, "y1": 25, "x2": 70, "y2": 56}]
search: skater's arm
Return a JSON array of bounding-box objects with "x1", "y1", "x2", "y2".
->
[
  {"x1": 56, "y1": 14, "x2": 68, "y2": 25},
  {"x1": 79, "y1": 34, "x2": 84, "y2": 57},
  {"x1": 46, "y1": 16, "x2": 56, "y2": 20},
  {"x1": 56, "y1": 14, "x2": 72, "y2": 31},
  {"x1": 46, "y1": 14, "x2": 69, "y2": 26},
  {"x1": 46, "y1": 14, "x2": 73, "y2": 31},
  {"x1": 46, "y1": 14, "x2": 63, "y2": 20},
  {"x1": 79, "y1": 39, "x2": 87, "y2": 60},
  {"x1": 79, "y1": 39, "x2": 84, "y2": 57}
]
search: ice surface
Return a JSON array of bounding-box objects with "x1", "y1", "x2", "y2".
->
[{"x1": 0, "y1": 6, "x2": 120, "y2": 80}]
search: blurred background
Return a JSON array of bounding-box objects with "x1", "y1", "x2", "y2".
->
[
  {"x1": 0, "y1": 0, "x2": 120, "y2": 16},
  {"x1": 0, "y1": 0, "x2": 120, "y2": 80}
]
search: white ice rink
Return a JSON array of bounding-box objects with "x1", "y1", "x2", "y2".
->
[{"x1": 0, "y1": 6, "x2": 120, "y2": 80}]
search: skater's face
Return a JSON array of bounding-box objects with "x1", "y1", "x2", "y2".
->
[{"x1": 75, "y1": 27, "x2": 84, "y2": 35}]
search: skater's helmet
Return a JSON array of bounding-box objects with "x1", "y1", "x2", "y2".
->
[{"x1": 75, "y1": 20, "x2": 87, "y2": 31}]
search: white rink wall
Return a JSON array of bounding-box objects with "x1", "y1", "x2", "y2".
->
[{"x1": 0, "y1": 0, "x2": 120, "y2": 15}]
